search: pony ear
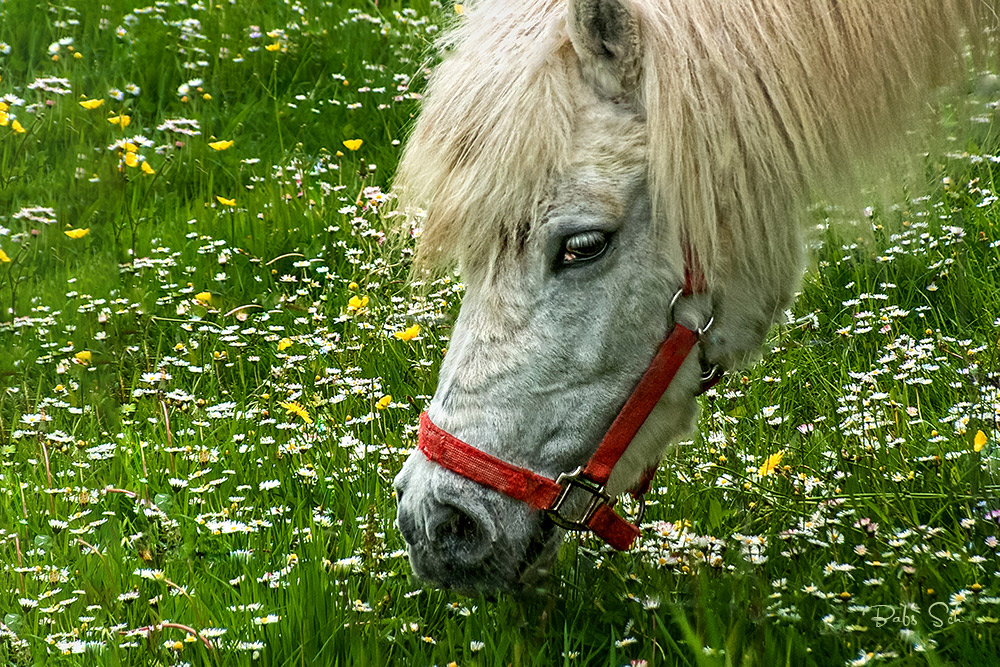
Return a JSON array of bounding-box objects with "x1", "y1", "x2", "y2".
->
[{"x1": 567, "y1": 0, "x2": 641, "y2": 98}]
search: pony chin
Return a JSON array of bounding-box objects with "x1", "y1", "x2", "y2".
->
[{"x1": 405, "y1": 512, "x2": 565, "y2": 594}]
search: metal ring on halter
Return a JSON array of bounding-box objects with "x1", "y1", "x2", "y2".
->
[
  {"x1": 696, "y1": 316, "x2": 714, "y2": 337},
  {"x1": 667, "y1": 288, "x2": 684, "y2": 320},
  {"x1": 669, "y1": 287, "x2": 714, "y2": 337}
]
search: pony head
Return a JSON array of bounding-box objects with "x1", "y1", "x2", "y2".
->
[
  {"x1": 392, "y1": 0, "x2": 979, "y2": 591},
  {"x1": 392, "y1": 0, "x2": 797, "y2": 591}
]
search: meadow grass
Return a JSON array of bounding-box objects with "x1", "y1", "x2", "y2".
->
[{"x1": 1, "y1": 1, "x2": 999, "y2": 665}]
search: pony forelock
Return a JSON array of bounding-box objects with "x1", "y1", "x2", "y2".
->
[
  {"x1": 395, "y1": 0, "x2": 995, "y2": 285},
  {"x1": 394, "y1": 2, "x2": 576, "y2": 273}
]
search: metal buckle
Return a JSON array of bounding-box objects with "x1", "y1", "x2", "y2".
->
[
  {"x1": 545, "y1": 467, "x2": 612, "y2": 531},
  {"x1": 632, "y1": 494, "x2": 646, "y2": 526}
]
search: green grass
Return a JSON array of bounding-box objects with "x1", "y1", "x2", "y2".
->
[{"x1": 1, "y1": 1, "x2": 999, "y2": 665}]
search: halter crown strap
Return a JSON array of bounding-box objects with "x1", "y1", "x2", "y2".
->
[{"x1": 580, "y1": 324, "x2": 698, "y2": 484}]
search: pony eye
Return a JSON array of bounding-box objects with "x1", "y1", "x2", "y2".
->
[{"x1": 559, "y1": 230, "x2": 609, "y2": 266}]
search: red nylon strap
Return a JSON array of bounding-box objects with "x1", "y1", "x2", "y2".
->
[
  {"x1": 581, "y1": 324, "x2": 698, "y2": 484},
  {"x1": 587, "y1": 504, "x2": 640, "y2": 551},
  {"x1": 416, "y1": 323, "x2": 699, "y2": 552},
  {"x1": 684, "y1": 250, "x2": 706, "y2": 295},
  {"x1": 418, "y1": 412, "x2": 562, "y2": 510},
  {"x1": 418, "y1": 411, "x2": 645, "y2": 549},
  {"x1": 415, "y1": 260, "x2": 714, "y2": 552}
]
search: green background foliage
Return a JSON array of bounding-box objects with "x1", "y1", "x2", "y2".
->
[{"x1": 0, "y1": 1, "x2": 998, "y2": 665}]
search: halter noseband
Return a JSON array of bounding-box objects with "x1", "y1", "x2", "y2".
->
[{"x1": 417, "y1": 285, "x2": 721, "y2": 551}]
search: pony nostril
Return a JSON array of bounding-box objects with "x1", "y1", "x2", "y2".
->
[
  {"x1": 432, "y1": 506, "x2": 479, "y2": 542},
  {"x1": 439, "y1": 508, "x2": 477, "y2": 539},
  {"x1": 429, "y1": 504, "x2": 492, "y2": 562}
]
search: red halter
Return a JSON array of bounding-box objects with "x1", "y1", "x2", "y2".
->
[{"x1": 417, "y1": 287, "x2": 721, "y2": 551}]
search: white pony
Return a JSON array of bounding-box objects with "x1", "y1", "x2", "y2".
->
[{"x1": 392, "y1": 0, "x2": 996, "y2": 591}]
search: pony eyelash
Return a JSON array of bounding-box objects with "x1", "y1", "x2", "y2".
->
[{"x1": 558, "y1": 230, "x2": 611, "y2": 267}]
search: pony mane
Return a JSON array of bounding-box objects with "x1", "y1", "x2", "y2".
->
[{"x1": 395, "y1": 0, "x2": 996, "y2": 284}]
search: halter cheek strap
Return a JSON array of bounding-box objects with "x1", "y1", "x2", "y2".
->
[{"x1": 418, "y1": 316, "x2": 714, "y2": 551}]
